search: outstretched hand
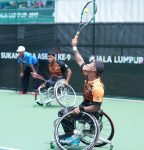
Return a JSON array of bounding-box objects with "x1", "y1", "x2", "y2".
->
[
  {"x1": 73, "y1": 107, "x2": 80, "y2": 114},
  {"x1": 31, "y1": 72, "x2": 37, "y2": 78},
  {"x1": 20, "y1": 72, "x2": 24, "y2": 78},
  {"x1": 63, "y1": 80, "x2": 68, "y2": 85},
  {"x1": 72, "y1": 34, "x2": 79, "y2": 47}
]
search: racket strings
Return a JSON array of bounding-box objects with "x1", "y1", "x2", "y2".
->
[
  {"x1": 82, "y1": 3, "x2": 94, "y2": 23},
  {"x1": 77, "y1": 1, "x2": 97, "y2": 35}
]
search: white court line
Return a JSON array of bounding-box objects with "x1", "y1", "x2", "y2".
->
[
  {"x1": 0, "y1": 89, "x2": 15, "y2": 93},
  {"x1": 0, "y1": 146, "x2": 21, "y2": 150},
  {"x1": 76, "y1": 95, "x2": 144, "y2": 103},
  {"x1": 105, "y1": 97, "x2": 144, "y2": 103},
  {"x1": 0, "y1": 89, "x2": 144, "y2": 103}
]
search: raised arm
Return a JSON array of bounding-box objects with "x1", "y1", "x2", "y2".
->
[{"x1": 72, "y1": 35, "x2": 85, "y2": 66}]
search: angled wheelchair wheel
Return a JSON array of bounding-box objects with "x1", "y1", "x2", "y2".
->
[
  {"x1": 54, "y1": 79, "x2": 65, "y2": 88},
  {"x1": 95, "y1": 111, "x2": 115, "y2": 147},
  {"x1": 55, "y1": 83, "x2": 76, "y2": 107},
  {"x1": 54, "y1": 111, "x2": 99, "y2": 150},
  {"x1": 35, "y1": 86, "x2": 54, "y2": 106}
]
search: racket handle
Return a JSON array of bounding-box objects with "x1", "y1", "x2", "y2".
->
[{"x1": 76, "y1": 31, "x2": 80, "y2": 36}]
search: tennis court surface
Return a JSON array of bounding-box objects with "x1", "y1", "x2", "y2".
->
[{"x1": 0, "y1": 90, "x2": 144, "y2": 150}]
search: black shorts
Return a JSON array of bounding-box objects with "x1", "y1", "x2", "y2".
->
[{"x1": 80, "y1": 101, "x2": 102, "y2": 107}]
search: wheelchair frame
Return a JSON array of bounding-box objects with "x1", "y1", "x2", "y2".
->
[
  {"x1": 52, "y1": 110, "x2": 114, "y2": 150},
  {"x1": 35, "y1": 79, "x2": 76, "y2": 107}
]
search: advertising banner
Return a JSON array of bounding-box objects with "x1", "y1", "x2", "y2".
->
[{"x1": 0, "y1": 24, "x2": 144, "y2": 98}]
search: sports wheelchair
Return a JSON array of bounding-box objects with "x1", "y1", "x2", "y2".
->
[
  {"x1": 51, "y1": 109, "x2": 114, "y2": 150},
  {"x1": 35, "y1": 79, "x2": 76, "y2": 107}
]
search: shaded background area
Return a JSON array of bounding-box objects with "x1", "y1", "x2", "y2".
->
[{"x1": 0, "y1": 23, "x2": 144, "y2": 97}]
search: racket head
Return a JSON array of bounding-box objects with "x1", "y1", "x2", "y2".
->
[{"x1": 77, "y1": 1, "x2": 97, "y2": 35}]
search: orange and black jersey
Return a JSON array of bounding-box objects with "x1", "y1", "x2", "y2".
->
[
  {"x1": 80, "y1": 63, "x2": 104, "y2": 103},
  {"x1": 83, "y1": 78, "x2": 104, "y2": 103},
  {"x1": 48, "y1": 61, "x2": 69, "y2": 78}
]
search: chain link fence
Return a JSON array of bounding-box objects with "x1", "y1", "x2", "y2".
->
[{"x1": 0, "y1": 0, "x2": 55, "y2": 24}]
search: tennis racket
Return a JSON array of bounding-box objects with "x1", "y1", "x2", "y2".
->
[
  {"x1": 31, "y1": 72, "x2": 46, "y2": 82},
  {"x1": 76, "y1": 0, "x2": 97, "y2": 35}
]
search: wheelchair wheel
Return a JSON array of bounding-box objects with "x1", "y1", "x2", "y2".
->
[
  {"x1": 55, "y1": 84, "x2": 76, "y2": 107},
  {"x1": 95, "y1": 111, "x2": 115, "y2": 147},
  {"x1": 54, "y1": 111, "x2": 99, "y2": 150},
  {"x1": 54, "y1": 79, "x2": 65, "y2": 88},
  {"x1": 35, "y1": 86, "x2": 54, "y2": 106}
]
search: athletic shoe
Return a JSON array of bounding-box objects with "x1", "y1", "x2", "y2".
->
[
  {"x1": 18, "y1": 91, "x2": 26, "y2": 94},
  {"x1": 60, "y1": 135, "x2": 80, "y2": 146}
]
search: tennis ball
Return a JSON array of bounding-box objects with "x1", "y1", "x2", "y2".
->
[{"x1": 84, "y1": 8, "x2": 89, "y2": 13}]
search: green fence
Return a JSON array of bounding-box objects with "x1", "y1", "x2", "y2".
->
[{"x1": 0, "y1": 0, "x2": 55, "y2": 24}]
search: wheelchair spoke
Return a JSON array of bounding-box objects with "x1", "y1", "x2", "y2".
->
[{"x1": 55, "y1": 84, "x2": 76, "y2": 107}]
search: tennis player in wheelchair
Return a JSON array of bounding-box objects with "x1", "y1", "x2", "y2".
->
[
  {"x1": 47, "y1": 52, "x2": 72, "y2": 87},
  {"x1": 34, "y1": 52, "x2": 73, "y2": 106},
  {"x1": 58, "y1": 34, "x2": 104, "y2": 146},
  {"x1": 41, "y1": 52, "x2": 72, "y2": 89}
]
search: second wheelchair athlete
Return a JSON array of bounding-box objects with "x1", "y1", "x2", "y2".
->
[{"x1": 42, "y1": 52, "x2": 72, "y2": 88}]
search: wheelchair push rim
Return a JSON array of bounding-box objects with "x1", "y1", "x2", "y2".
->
[
  {"x1": 54, "y1": 111, "x2": 100, "y2": 150},
  {"x1": 55, "y1": 83, "x2": 76, "y2": 108}
]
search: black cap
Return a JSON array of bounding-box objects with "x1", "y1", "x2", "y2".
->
[
  {"x1": 95, "y1": 61, "x2": 104, "y2": 75},
  {"x1": 48, "y1": 51, "x2": 56, "y2": 56}
]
